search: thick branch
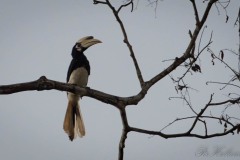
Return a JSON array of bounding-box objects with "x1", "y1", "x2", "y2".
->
[
  {"x1": 0, "y1": 76, "x2": 148, "y2": 106},
  {"x1": 0, "y1": 76, "x2": 119, "y2": 107},
  {"x1": 118, "y1": 107, "x2": 130, "y2": 160}
]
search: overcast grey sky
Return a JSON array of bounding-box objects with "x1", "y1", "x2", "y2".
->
[{"x1": 0, "y1": 0, "x2": 239, "y2": 160}]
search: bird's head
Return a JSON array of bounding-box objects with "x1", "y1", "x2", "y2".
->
[{"x1": 74, "y1": 36, "x2": 102, "y2": 53}]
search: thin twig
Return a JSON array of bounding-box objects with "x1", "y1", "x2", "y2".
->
[
  {"x1": 117, "y1": 0, "x2": 134, "y2": 13},
  {"x1": 187, "y1": 94, "x2": 213, "y2": 134},
  {"x1": 206, "y1": 81, "x2": 240, "y2": 89},
  {"x1": 190, "y1": 0, "x2": 200, "y2": 25},
  {"x1": 93, "y1": 0, "x2": 107, "y2": 5}
]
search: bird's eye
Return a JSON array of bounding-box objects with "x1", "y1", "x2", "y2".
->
[
  {"x1": 76, "y1": 44, "x2": 81, "y2": 48},
  {"x1": 75, "y1": 43, "x2": 82, "y2": 51}
]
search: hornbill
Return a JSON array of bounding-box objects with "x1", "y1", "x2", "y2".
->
[{"x1": 63, "y1": 36, "x2": 102, "y2": 141}]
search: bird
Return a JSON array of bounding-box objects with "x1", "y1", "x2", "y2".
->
[{"x1": 63, "y1": 36, "x2": 102, "y2": 141}]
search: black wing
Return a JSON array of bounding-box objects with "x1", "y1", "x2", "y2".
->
[
  {"x1": 66, "y1": 59, "x2": 76, "y2": 83},
  {"x1": 66, "y1": 57, "x2": 90, "y2": 83}
]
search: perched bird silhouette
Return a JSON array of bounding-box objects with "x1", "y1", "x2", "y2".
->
[{"x1": 63, "y1": 36, "x2": 102, "y2": 141}]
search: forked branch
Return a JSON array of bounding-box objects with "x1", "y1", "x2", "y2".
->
[{"x1": 93, "y1": 0, "x2": 145, "y2": 88}]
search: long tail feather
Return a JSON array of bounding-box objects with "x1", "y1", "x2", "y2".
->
[
  {"x1": 63, "y1": 100, "x2": 85, "y2": 141},
  {"x1": 75, "y1": 103, "x2": 85, "y2": 137},
  {"x1": 63, "y1": 101, "x2": 75, "y2": 140}
]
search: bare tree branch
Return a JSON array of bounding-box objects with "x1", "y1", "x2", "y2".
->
[
  {"x1": 146, "y1": 0, "x2": 218, "y2": 90},
  {"x1": 161, "y1": 115, "x2": 236, "y2": 132},
  {"x1": 190, "y1": 0, "x2": 200, "y2": 25},
  {"x1": 117, "y1": 0, "x2": 133, "y2": 13},
  {"x1": 130, "y1": 124, "x2": 239, "y2": 139},
  {"x1": 93, "y1": 0, "x2": 145, "y2": 88},
  {"x1": 118, "y1": 108, "x2": 129, "y2": 160},
  {"x1": 170, "y1": 26, "x2": 212, "y2": 88},
  {"x1": 187, "y1": 94, "x2": 213, "y2": 134},
  {"x1": 0, "y1": 76, "x2": 123, "y2": 107},
  {"x1": 93, "y1": 0, "x2": 107, "y2": 5},
  {"x1": 130, "y1": 94, "x2": 240, "y2": 138}
]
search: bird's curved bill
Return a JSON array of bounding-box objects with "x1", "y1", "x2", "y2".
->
[{"x1": 78, "y1": 36, "x2": 102, "y2": 48}]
